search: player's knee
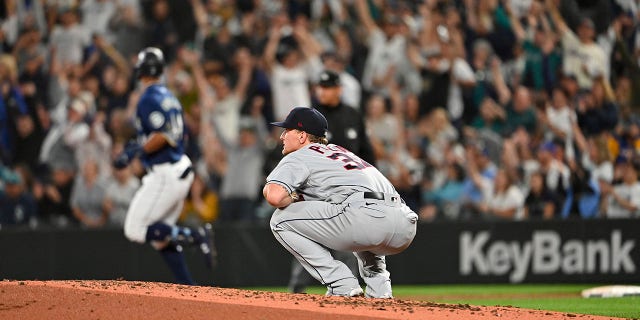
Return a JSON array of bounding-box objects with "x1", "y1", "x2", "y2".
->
[
  {"x1": 124, "y1": 223, "x2": 146, "y2": 243},
  {"x1": 269, "y1": 209, "x2": 285, "y2": 231}
]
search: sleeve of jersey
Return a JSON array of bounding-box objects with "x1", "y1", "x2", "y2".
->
[
  {"x1": 138, "y1": 95, "x2": 177, "y2": 146},
  {"x1": 136, "y1": 96, "x2": 154, "y2": 132},
  {"x1": 265, "y1": 153, "x2": 310, "y2": 195}
]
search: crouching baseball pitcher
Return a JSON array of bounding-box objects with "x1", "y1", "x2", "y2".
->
[
  {"x1": 114, "y1": 47, "x2": 213, "y2": 285},
  {"x1": 263, "y1": 107, "x2": 418, "y2": 298}
]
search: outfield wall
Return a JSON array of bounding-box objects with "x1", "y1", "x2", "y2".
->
[{"x1": 0, "y1": 219, "x2": 638, "y2": 286}]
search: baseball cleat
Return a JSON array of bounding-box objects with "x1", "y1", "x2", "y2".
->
[
  {"x1": 325, "y1": 287, "x2": 364, "y2": 297},
  {"x1": 197, "y1": 223, "x2": 217, "y2": 270},
  {"x1": 365, "y1": 292, "x2": 393, "y2": 299},
  {"x1": 349, "y1": 287, "x2": 365, "y2": 297}
]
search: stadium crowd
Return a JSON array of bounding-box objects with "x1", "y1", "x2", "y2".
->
[{"x1": 1, "y1": 0, "x2": 640, "y2": 230}]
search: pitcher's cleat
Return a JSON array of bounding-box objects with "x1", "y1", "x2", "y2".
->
[
  {"x1": 326, "y1": 287, "x2": 364, "y2": 297},
  {"x1": 197, "y1": 223, "x2": 217, "y2": 269},
  {"x1": 365, "y1": 292, "x2": 393, "y2": 299}
]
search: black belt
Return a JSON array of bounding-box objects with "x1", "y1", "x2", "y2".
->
[
  {"x1": 363, "y1": 192, "x2": 404, "y2": 204},
  {"x1": 363, "y1": 192, "x2": 385, "y2": 200}
]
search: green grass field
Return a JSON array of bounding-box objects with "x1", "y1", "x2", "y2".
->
[{"x1": 247, "y1": 284, "x2": 640, "y2": 319}]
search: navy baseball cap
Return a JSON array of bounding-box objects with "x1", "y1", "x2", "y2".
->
[
  {"x1": 271, "y1": 107, "x2": 328, "y2": 137},
  {"x1": 318, "y1": 70, "x2": 341, "y2": 87}
]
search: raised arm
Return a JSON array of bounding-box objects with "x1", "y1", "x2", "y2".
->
[
  {"x1": 388, "y1": 80, "x2": 406, "y2": 157},
  {"x1": 465, "y1": 146, "x2": 489, "y2": 191},
  {"x1": 249, "y1": 96, "x2": 269, "y2": 144},
  {"x1": 179, "y1": 47, "x2": 213, "y2": 108},
  {"x1": 613, "y1": 19, "x2": 640, "y2": 72},
  {"x1": 94, "y1": 34, "x2": 132, "y2": 78},
  {"x1": 354, "y1": 0, "x2": 378, "y2": 35},
  {"x1": 178, "y1": 47, "x2": 217, "y2": 144},
  {"x1": 504, "y1": 0, "x2": 526, "y2": 42},
  {"x1": 292, "y1": 22, "x2": 323, "y2": 61},
  {"x1": 490, "y1": 57, "x2": 512, "y2": 105},
  {"x1": 545, "y1": 0, "x2": 570, "y2": 35},
  {"x1": 231, "y1": 47, "x2": 254, "y2": 101},
  {"x1": 262, "y1": 25, "x2": 281, "y2": 73},
  {"x1": 190, "y1": 0, "x2": 211, "y2": 38},
  {"x1": 464, "y1": 0, "x2": 480, "y2": 32}
]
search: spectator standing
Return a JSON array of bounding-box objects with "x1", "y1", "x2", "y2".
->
[
  {"x1": 446, "y1": 48, "x2": 476, "y2": 127},
  {"x1": 547, "y1": 0, "x2": 607, "y2": 91},
  {"x1": 217, "y1": 113, "x2": 269, "y2": 222},
  {"x1": 575, "y1": 132, "x2": 614, "y2": 190},
  {"x1": 0, "y1": 54, "x2": 30, "y2": 165},
  {"x1": 0, "y1": 168, "x2": 37, "y2": 227},
  {"x1": 504, "y1": 86, "x2": 537, "y2": 136},
  {"x1": 144, "y1": 0, "x2": 179, "y2": 63},
  {"x1": 408, "y1": 45, "x2": 451, "y2": 117},
  {"x1": 199, "y1": 47, "x2": 252, "y2": 146},
  {"x1": 263, "y1": 15, "x2": 323, "y2": 121},
  {"x1": 36, "y1": 97, "x2": 89, "y2": 227},
  {"x1": 523, "y1": 171, "x2": 556, "y2": 219},
  {"x1": 460, "y1": 144, "x2": 497, "y2": 219},
  {"x1": 48, "y1": 7, "x2": 90, "y2": 66},
  {"x1": 467, "y1": 45, "x2": 511, "y2": 126},
  {"x1": 354, "y1": 0, "x2": 408, "y2": 98},
  {"x1": 108, "y1": 0, "x2": 145, "y2": 60},
  {"x1": 13, "y1": 110, "x2": 45, "y2": 174},
  {"x1": 603, "y1": 162, "x2": 640, "y2": 218},
  {"x1": 423, "y1": 108, "x2": 459, "y2": 175},
  {"x1": 516, "y1": 7, "x2": 562, "y2": 94},
  {"x1": 534, "y1": 141, "x2": 572, "y2": 216},
  {"x1": 364, "y1": 93, "x2": 398, "y2": 176},
  {"x1": 576, "y1": 79, "x2": 619, "y2": 137},
  {"x1": 610, "y1": 16, "x2": 640, "y2": 114},
  {"x1": 75, "y1": 111, "x2": 112, "y2": 180},
  {"x1": 39, "y1": 97, "x2": 89, "y2": 177},
  {"x1": 70, "y1": 158, "x2": 107, "y2": 228},
  {"x1": 321, "y1": 52, "x2": 361, "y2": 109},
  {"x1": 13, "y1": 27, "x2": 48, "y2": 90},
  {"x1": 33, "y1": 165, "x2": 75, "y2": 227},
  {"x1": 103, "y1": 164, "x2": 140, "y2": 228},
  {"x1": 80, "y1": 0, "x2": 116, "y2": 42},
  {"x1": 543, "y1": 88, "x2": 577, "y2": 144}
]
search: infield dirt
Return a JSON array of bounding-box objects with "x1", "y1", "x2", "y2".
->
[{"x1": 0, "y1": 280, "x2": 626, "y2": 320}]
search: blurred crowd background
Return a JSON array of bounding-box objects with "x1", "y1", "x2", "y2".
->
[{"x1": 1, "y1": 0, "x2": 640, "y2": 231}]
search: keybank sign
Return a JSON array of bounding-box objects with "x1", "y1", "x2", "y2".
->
[{"x1": 460, "y1": 230, "x2": 636, "y2": 283}]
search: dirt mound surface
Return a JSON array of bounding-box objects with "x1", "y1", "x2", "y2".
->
[{"x1": 0, "y1": 280, "x2": 622, "y2": 320}]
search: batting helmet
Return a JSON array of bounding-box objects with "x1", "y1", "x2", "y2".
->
[{"x1": 135, "y1": 47, "x2": 165, "y2": 79}]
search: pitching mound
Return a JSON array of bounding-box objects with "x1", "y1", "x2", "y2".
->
[{"x1": 0, "y1": 280, "x2": 620, "y2": 320}]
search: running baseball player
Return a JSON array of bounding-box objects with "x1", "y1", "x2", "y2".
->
[
  {"x1": 113, "y1": 47, "x2": 213, "y2": 285},
  {"x1": 263, "y1": 107, "x2": 418, "y2": 298}
]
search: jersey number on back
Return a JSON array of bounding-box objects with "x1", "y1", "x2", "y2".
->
[
  {"x1": 167, "y1": 112, "x2": 184, "y2": 142},
  {"x1": 327, "y1": 152, "x2": 372, "y2": 170}
]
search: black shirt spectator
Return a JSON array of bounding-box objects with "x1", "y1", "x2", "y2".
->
[
  {"x1": 313, "y1": 70, "x2": 376, "y2": 165},
  {"x1": 0, "y1": 170, "x2": 37, "y2": 227},
  {"x1": 576, "y1": 79, "x2": 618, "y2": 137}
]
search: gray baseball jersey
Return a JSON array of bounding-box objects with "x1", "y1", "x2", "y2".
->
[
  {"x1": 266, "y1": 143, "x2": 418, "y2": 298},
  {"x1": 267, "y1": 144, "x2": 395, "y2": 203}
]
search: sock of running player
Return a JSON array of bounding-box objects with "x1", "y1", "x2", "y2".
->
[
  {"x1": 159, "y1": 243, "x2": 194, "y2": 285},
  {"x1": 146, "y1": 222, "x2": 202, "y2": 246}
]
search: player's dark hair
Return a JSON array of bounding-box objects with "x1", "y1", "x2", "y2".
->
[{"x1": 308, "y1": 134, "x2": 328, "y2": 145}]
